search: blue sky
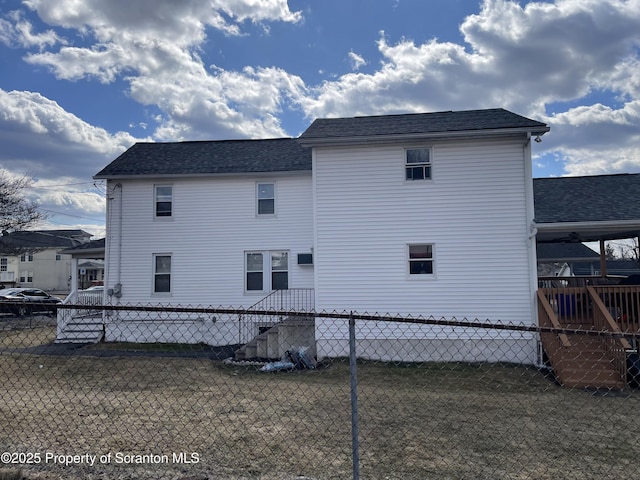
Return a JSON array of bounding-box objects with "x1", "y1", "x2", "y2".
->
[{"x1": 0, "y1": 0, "x2": 639, "y2": 238}]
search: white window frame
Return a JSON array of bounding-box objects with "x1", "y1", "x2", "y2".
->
[
  {"x1": 20, "y1": 253, "x2": 34, "y2": 262},
  {"x1": 407, "y1": 244, "x2": 435, "y2": 277},
  {"x1": 152, "y1": 254, "x2": 172, "y2": 295},
  {"x1": 0, "y1": 258, "x2": 7, "y2": 272},
  {"x1": 154, "y1": 184, "x2": 173, "y2": 219},
  {"x1": 256, "y1": 182, "x2": 276, "y2": 216},
  {"x1": 245, "y1": 250, "x2": 289, "y2": 293},
  {"x1": 404, "y1": 147, "x2": 433, "y2": 181}
]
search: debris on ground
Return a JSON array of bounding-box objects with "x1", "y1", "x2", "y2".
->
[{"x1": 260, "y1": 346, "x2": 317, "y2": 372}]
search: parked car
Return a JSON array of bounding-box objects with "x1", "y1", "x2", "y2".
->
[{"x1": 0, "y1": 288, "x2": 62, "y2": 317}]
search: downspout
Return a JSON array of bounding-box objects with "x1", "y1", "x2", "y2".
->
[
  {"x1": 105, "y1": 183, "x2": 123, "y2": 304},
  {"x1": 116, "y1": 183, "x2": 123, "y2": 301},
  {"x1": 523, "y1": 132, "x2": 541, "y2": 363}
]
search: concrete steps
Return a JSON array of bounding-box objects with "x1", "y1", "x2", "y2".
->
[
  {"x1": 55, "y1": 317, "x2": 104, "y2": 344},
  {"x1": 235, "y1": 316, "x2": 315, "y2": 361}
]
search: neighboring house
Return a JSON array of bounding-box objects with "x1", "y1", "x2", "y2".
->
[
  {"x1": 536, "y1": 242, "x2": 640, "y2": 279},
  {"x1": 536, "y1": 243, "x2": 600, "y2": 278},
  {"x1": 0, "y1": 230, "x2": 92, "y2": 294},
  {"x1": 92, "y1": 108, "x2": 550, "y2": 363},
  {"x1": 59, "y1": 237, "x2": 106, "y2": 289},
  {"x1": 573, "y1": 259, "x2": 640, "y2": 277}
]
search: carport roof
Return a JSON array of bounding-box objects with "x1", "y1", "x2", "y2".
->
[{"x1": 534, "y1": 173, "x2": 640, "y2": 243}]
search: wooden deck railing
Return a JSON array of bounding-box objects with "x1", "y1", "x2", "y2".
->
[
  {"x1": 538, "y1": 276, "x2": 624, "y2": 288},
  {"x1": 591, "y1": 285, "x2": 640, "y2": 334},
  {"x1": 536, "y1": 290, "x2": 571, "y2": 375},
  {"x1": 537, "y1": 286, "x2": 594, "y2": 328},
  {"x1": 587, "y1": 286, "x2": 632, "y2": 381}
]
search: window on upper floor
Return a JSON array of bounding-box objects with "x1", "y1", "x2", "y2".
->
[
  {"x1": 153, "y1": 254, "x2": 172, "y2": 293},
  {"x1": 257, "y1": 182, "x2": 275, "y2": 215},
  {"x1": 245, "y1": 250, "x2": 289, "y2": 292},
  {"x1": 405, "y1": 147, "x2": 432, "y2": 181},
  {"x1": 1, "y1": 258, "x2": 7, "y2": 272},
  {"x1": 408, "y1": 244, "x2": 434, "y2": 275},
  {"x1": 20, "y1": 253, "x2": 33, "y2": 262},
  {"x1": 155, "y1": 185, "x2": 173, "y2": 218}
]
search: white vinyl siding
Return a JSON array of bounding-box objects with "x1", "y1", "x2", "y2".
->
[
  {"x1": 313, "y1": 137, "x2": 533, "y2": 325},
  {"x1": 105, "y1": 174, "x2": 313, "y2": 306}
]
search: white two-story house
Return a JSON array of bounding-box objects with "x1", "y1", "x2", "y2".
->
[{"x1": 92, "y1": 108, "x2": 549, "y2": 362}]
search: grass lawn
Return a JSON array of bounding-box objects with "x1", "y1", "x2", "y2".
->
[{"x1": 0, "y1": 327, "x2": 639, "y2": 479}]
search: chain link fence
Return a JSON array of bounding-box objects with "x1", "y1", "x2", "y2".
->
[{"x1": 1, "y1": 300, "x2": 639, "y2": 480}]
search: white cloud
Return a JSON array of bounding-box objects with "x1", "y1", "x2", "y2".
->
[
  {"x1": 542, "y1": 101, "x2": 640, "y2": 176},
  {"x1": 0, "y1": 88, "x2": 144, "y2": 227},
  {"x1": 299, "y1": 0, "x2": 640, "y2": 176},
  {"x1": 3, "y1": 0, "x2": 640, "y2": 183},
  {"x1": 0, "y1": 10, "x2": 65, "y2": 50},
  {"x1": 19, "y1": 0, "x2": 305, "y2": 139},
  {"x1": 348, "y1": 51, "x2": 367, "y2": 71}
]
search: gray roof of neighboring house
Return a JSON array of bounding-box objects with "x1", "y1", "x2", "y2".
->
[
  {"x1": 0, "y1": 230, "x2": 91, "y2": 250},
  {"x1": 299, "y1": 108, "x2": 549, "y2": 141},
  {"x1": 536, "y1": 243, "x2": 599, "y2": 262},
  {"x1": 533, "y1": 174, "x2": 640, "y2": 224},
  {"x1": 94, "y1": 138, "x2": 311, "y2": 178},
  {"x1": 573, "y1": 259, "x2": 640, "y2": 277}
]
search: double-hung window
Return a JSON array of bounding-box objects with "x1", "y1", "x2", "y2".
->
[
  {"x1": 20, "y1": 253, "x2": 33, "y2": 262},
  {"x1": 245, "y1": 251, "x2": 289, "y2": 292},
  {"x1": 153, "y1": 254, "x2": 172, "y2": 293},
  {"x1": 20, "y1": 271, "x2": 33, "y2": 283},
  {"x1": 405, "y1": 147, "x2": 432, "y2": 181},
  {"x1": 0, "y1": 258, "x2": 7, "y2": 272},
  {"x1": 408, "y1": 244, "x2": 434, "y2": 275},
  {"x1": 257, "y1": 183, "x2": 275, "y2": 215},
  {"x1": 155, "y1": 185, "x2": 173, "y2": 218}
]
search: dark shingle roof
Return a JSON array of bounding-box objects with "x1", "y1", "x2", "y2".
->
[
  {"x1": 299, "y1": 108, "x2": 549, "y2": 141},
  {"x1": 59, "y1": 238, "x2": 105, "y2": 255},
  {"x1": 533, "y1": 174, "x2": 640, "y2": 224},
  {"x1": 573, "y1": 260, "x2": 640, "y2": 277},
  {"x1": 94, "y1": 138, "x2": 311, "y2": 178},
  {"x1": 536, "y1": 243, "x2": 599, "y2": 262},
  {"x1": 0, "y1": 230, "x2": 92, "y2": 250}
]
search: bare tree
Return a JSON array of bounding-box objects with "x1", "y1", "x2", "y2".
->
[
  {"x1": 0, "y1": 170, "x2": 48, "y2": 254},
  {"x1": 619, "y1": 238, "x2": 640, "y2": 266},
  {"x1": 604, "y1": 242, "x2": 618, "y2": 260},
  {"x1": 608, "y1": 239, "x2": 640, "y2": 266}
]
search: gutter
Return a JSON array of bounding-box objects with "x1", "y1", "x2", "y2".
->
[{"x1": 535, "y1": 219, "x2": 640, "y2": 232}]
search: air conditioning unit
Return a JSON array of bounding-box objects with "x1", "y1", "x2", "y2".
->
[{"x1": 297, "y1": 253, "x2": 313, "y2": 265}]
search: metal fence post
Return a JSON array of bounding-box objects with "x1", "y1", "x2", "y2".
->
[{"x1": 349, "y1": 312, "x2": 360, "y2": 480}]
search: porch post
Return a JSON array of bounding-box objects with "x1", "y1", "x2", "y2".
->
[
  {"x1": 599, "y1": 239, "x2": 608, "y2": 278},
  {"x1": 70, "y1": 257, "x2": 79, "y2": 295}
]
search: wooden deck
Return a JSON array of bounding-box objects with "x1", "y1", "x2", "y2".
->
[{"x1": 538, "y1": 283, "x2": 640, "y2": 388}]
